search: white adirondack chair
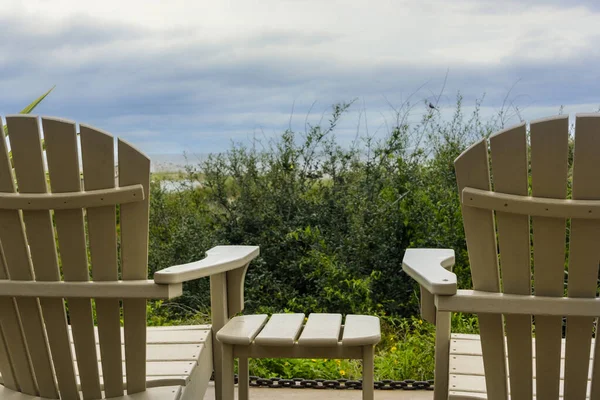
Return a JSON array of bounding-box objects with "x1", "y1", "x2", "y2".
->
[
  {"x1": 0, "y1": 115, "x2": 259, "y2": 399},
  {"x1": 403, "y1": 115, "x2": 600, "y2": 399}
]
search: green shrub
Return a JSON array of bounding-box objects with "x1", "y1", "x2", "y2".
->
[{"x1": 148, "y1": 94, "x2": 500, "y2": 318}]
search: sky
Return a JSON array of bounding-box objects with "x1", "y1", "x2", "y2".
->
[{"x1": 1, "y1": 0, "x2": 600, "y2": 157}]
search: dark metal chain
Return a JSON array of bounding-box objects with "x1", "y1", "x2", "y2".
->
[{"x1": 211, "y1": 374, "x2": 434, "y2": 390}]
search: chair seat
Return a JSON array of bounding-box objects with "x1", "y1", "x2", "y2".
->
[
  {"x1": 448, "y1": 333, "x2": 592, "y2": 399},
  {"x1": 217, "y1": 313, "x2": 380, "y2": 347},
  {"x1": 0, "y1": 325, "x2": 213, "y2": 399}
]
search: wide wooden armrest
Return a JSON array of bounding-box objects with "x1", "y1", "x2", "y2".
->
[
  {"x1": 0, "y1": 280, "x2": 182, "y2": 299},
  {"x1": 402, "y1": 248, "x2": 457, "y2": 295},
  {"x1": 154, "y1": 245, "x2": 260, "y2": 284},
  {"x1": 437, "y1": 290, "x2": 600, "y2": 317}
]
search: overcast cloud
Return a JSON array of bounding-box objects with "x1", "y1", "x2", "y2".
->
[{"x1": 1, "y1": 0, "x2": 599, "y2": 155}]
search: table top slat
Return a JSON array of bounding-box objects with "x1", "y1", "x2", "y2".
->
[
  {"x1": 297, "y1": 314, "x2": 342, "y2": 347},
  {"x1": 342, "y1": 315, "x2": 381, "y2": 346},
  {"x1": 255, "y1": 313, "x2": 305, "y2": 346},
  {"x1": 216, "y1": 315, "x2": 268, "y2": 345}
]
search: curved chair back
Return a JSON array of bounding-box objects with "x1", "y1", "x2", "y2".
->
[
  {"x1": 0, "y1": 115, "x2": 150, "y2": 398},
  {"x1": 455, "y1": 115, "x2": 600, "y2": 399}
]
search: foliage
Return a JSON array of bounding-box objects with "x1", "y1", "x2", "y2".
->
[
  {"x1": 18, "y1": 86, "x2": 56, "y2": 115},
  {"x1": 148, "y1": 178, "x2": 216, "y2": 317},
  {"x1": 148, "y1": 94, "x2": 502, "y2": 318},
  {"x1": 3, "y1": 86, "x2": 55, "y2": 136}
]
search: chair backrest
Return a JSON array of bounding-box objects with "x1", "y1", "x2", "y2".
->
[
  {"x1": 455, "y1": 114, "x2": 600, "y2": 399},
  {"x1": 0, "y1": 115, "x2": 150, "y2": 398}
]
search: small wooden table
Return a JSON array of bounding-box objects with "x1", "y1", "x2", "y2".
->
[{"x1": 216, "y1": 313, "x2": 380, "y2": 400}]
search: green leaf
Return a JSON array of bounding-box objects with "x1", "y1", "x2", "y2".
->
[
  {"x1": 4, "y1": 86, "x2": 55, "y2": 137},
  {"x1": 19, "y1": 85, "x2": 55, "y2": 115}
]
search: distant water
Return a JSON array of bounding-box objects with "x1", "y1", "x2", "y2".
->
[
  {"x1": 149, "y1": 153, "x2": 210, "y2": 172},
  {"x1": 159, "y1": 180, "x2": 202, "y2": 192},
  {"x1": 149, "y1": 149, "x2": 374, "y2": 173}
]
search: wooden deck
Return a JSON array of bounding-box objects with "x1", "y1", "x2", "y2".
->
[
  {"x1": 449, "y1": 333, "x2": 592, "y2": 398},
  {"x1": 202, "y1": 384, "x2": 433, "y2": 399},
  {"x1": 0, "y1": 325, "x2": 212, "y2": 393}
]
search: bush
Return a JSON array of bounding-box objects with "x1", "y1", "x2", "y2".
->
[{"x1": 148, "y1": 94, "x2": 501, "y2": 318}]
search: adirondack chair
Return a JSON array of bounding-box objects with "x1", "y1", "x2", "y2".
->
[
  {"x1": 403, "y1": 114, "x2": 600, "y2": 399},
  {"x1": 0, "y1": 115, "x2": 259, "y2": 399}
]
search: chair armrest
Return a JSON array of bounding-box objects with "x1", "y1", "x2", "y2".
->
[
  {"x1": 153, "y1": 245, "x2": 260, "y2": 284},
  {"x1": 402, "y1": 248, "x2": 457, "y2": 295}
]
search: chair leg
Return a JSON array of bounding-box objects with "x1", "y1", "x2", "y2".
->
[
  {"x1": 221, "y1": 343, "x2": 235, "y2": 400},
  {"x1": 212, "y1": 335, "x2": 224, "y2": 400},
  {"x1": 434, "y1": 310, "x2": 451, "y2": 400},
  {"x1": 210, "y1": 273, "x2": 231, "y2": 400},
  {"x1": 362, "y1": 345, "x2": 374, "y2": 400},
  {"x1": 239, "y1": 356, "x2": 249, "y2": 400}
]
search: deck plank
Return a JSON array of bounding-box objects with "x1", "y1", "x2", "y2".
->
[
  {"x1": 451, "y1": 334, "x2": 594, "y2": 358},
  {"x1": 449, "y1": 334, "x2": 594, "y2": 397},
  {"x1": 67, "y1": 326, "x2": 211, "y2": 345}
]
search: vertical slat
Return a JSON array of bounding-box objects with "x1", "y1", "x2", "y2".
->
[
  {"x1": 454, "y1": 139, "x2": 508, "y2": 399},
  {"x1": 530, "y1": 115, "x2": 569, "y2": 399},
  {"x1": 0, "y1": 246, "x2": 19, "y2": 391},
  {"x1": 15, "y1": 117, "x2": 80, "y2": 399},
  {"x1": 592, "y1": 329, "x2": 600, "y2": 396},
  {"x1": 118, "y1": 139, "x2": 150, "y2": 394},
  {"x1": 43, "y1": 118, "x2": 102, "y2": 400},
  {"x1": 80, "y1": 124, "x2": 124, "y2": 398},
  {"x1": 489, "y1": 124, "x2": 532, "y2": 400},
  {"x1": 0, "y1": 137, "x2": 27, "y2": 393},
  {"x1": 564, "y1": 115, "x2": 600, "y2": 399},
  {"x1": 5, "y1": 115, "x2": 62, "y2": 397},
  {"x1": 0, "y1": 323, "x2": 17, "y2": 390}
]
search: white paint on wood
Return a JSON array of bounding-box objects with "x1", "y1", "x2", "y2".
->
[
  {"x1": 437, "y1": 290, "x2": 600, "y2": 317},
  {"x1": 402, "y1": 248, "x2": 456, "y2": 295},
  {"x1": 254, "y1": 313, "x2": 305, "y2": 346},
  {"x1": 155, "y1": 246, "x2": 260, "y2": 284},
  {"x1": 0, "y1": 184, "x2": 143, "y2": 210},
  {"x1": 0, "y1": 280, "x2": 181, "y2": 299},
  {"x1": 530, "y1": 115, "x2": 569, "y2": 399},
  {"x1": 297, "y1": 313, "x2": 342, "y2": 347},
  {"x1": 342, "y1": 315, "x2": 381, "y2": 346},
  {"x1": 462, "y1": 188, "x2": 600, "y2": 219},
  {"x1": 564, "y1": 115, "x2": 600, "y2": 399},
  {"x1": 217, "y1": 315, "x2": 269, "y2": 345},
  {"x1": 454, "y1": 138, "x2": 507, "y2": 399}
]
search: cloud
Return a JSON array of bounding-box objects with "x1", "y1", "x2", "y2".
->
[{"x1": 0, "y1": 0, "x2": 599, "y2": 155}]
